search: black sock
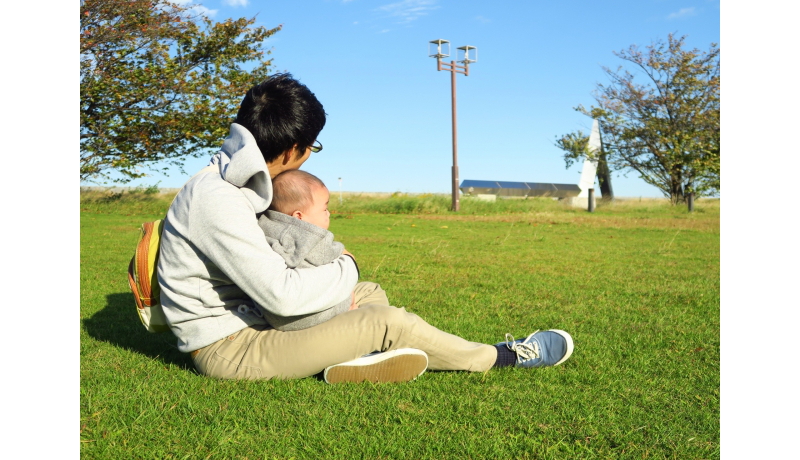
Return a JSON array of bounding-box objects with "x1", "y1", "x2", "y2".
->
[{"x1": 493, "y1": 344, "x2": 518, "y2": 368}]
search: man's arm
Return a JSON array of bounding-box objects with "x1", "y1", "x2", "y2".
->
[
  {"x1": 187, "y1": 177, "x2": 358, "y2": 317},
  {"x1": 341, "y1": 249, "x2": 359, "y2": 279}
]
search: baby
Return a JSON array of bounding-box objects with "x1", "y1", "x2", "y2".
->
[
  {"x1": 257, "y1": 170, "x2": 358, "y2": 331},
  {"x1": 268, "y1": 169, "x2": 333, "y2": 232}
]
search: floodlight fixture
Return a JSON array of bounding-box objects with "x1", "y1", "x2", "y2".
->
[
  {"x1": 429, "y1": 39, "x2": 450, "y2": 59},
  {"x1": 457, "y1": 45, "x2": 477, "y2": 64}
]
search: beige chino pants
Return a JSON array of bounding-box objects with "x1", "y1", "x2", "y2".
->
[{"x1": 191, "y1": 282, "x2": 497, "y2": 380}]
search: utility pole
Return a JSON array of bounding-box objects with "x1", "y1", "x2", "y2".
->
[{"x1": 429, "y1": 39, "x2": 477, "y2": 212}]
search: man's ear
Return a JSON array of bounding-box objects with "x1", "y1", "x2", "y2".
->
[
  {"x1": 292, "y1": 210, "x2": 304, "y2": 220},
  {"x1": 281, "y1": 144, "x2": 300, "y2": 165}
]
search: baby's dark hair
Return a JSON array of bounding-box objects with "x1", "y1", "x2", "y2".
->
[{"x1": 269, "y1": 170, "x2": 327, "y2": 215}]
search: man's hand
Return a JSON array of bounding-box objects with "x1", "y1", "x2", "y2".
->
[
  {"x1": 342, "y1": 248, "x2": 360, "y2": 279},
  {"x1": 348, "y1": 291, "x2": 358, "y2": 310}
]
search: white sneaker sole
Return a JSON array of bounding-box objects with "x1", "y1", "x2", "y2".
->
[
  {"x1": 323, "y1": 348, "x2": 429, "y2": 384},
  {"x1": 548, "y1": 329, "x2": 574, "y2": 366}
]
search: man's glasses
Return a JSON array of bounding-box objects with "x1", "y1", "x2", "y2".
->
[{"x1": 310, "y1": 140, "x2": 323, "y2": 153}]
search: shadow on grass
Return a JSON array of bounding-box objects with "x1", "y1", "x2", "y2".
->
[
  {"x1": 83, "y1": 292, "x2": 195, "y2": 372},
  {"x1": 84, "y1": 293, "x2": 333, "y2": 382}
]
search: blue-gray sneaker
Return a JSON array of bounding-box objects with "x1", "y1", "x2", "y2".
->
[{"x1": 501, "y1": 330, "x2": 574, "y2": 368}]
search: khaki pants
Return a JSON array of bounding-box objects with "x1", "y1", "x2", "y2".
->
[{"x1": 191, "y1": 282, "x2": 497, "y2": 380}]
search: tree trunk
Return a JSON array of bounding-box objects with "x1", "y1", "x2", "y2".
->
[
  {"x1": 596, "y1": 151, "x2": 614, "y2": 200},
  {"x1": 669, "y1": 177, "x2": 685, "y2": 205}
]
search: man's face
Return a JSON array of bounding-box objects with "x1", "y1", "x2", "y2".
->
[{"x1": 298, "y1": 185, "x2": 330, "y2": 230}]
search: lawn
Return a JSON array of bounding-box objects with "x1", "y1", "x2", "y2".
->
[{"x1": 80, "y1": 191, "x2": 720, "y2": 459}]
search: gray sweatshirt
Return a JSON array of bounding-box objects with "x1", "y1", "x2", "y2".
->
[
  {"x1": 257, "y1": 210, "x2": 353, "y2": 331},
  {"x1": 157, "y1": 123, "x2": 359, "y2": 352}
]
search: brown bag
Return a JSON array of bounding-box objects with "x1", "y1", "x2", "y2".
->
[
  {"x1": 127, "y1": 219, "x2": 170, "y2": 333},
  {"x1": 126, "y1": 165, "x2": 218, "y2": 333}
]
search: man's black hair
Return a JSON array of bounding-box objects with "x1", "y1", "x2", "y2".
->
[{"x1": 235, "y1": 73, "x2": 326, "y2": 163}]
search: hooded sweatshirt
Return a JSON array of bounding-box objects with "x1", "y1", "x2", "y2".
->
[
  {"x1": 257, "y1": 210, "x2": 354, "y2": 331},
  {"x1": 157, "y1": 123, "x2": 359, "y2": 352}
]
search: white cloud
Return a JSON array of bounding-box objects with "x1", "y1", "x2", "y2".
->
[
  {"x1": 667, "y1": 7, "x2": 696, "y2": 19},
  {"x1": 168, "y1": 0, "x2": 218, "y2": 17},
  {"x1": 375, "y1": 0, "x2": 439, "y2": 24},
  {"x1": 191, "y1": 5, "x2": 218, "y2": 17},
  {"x1": 475, "y1": 15, "x2": 491, "y2": 24},
  {"x1": 224, "y1": 0, "x2": 249, "y2": 6}
]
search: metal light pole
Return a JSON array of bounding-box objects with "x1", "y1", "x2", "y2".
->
[{"x1": 429, "y1": 39, "x2": 477, "y2": 212}]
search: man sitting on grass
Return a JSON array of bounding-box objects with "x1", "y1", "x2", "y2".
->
[
  {"x1": 257, "y1": 169, "x2": 392, "y2": 332},
  {"x1": 157, "y1": 73, "x2": 574, "y2": 384}
]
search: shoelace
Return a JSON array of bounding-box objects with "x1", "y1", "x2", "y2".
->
[{"x1": 505, "y1": 332, "x2": 540, "y2": 360}]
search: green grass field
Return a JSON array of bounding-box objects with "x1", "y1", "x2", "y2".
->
[{"x1": 80, "y1": 191, "x2": 720, "y2": 459}]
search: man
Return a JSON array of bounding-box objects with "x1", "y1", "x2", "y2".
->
[{"x1": 157, "y1": 73, "x2": 574, "y2": 383}]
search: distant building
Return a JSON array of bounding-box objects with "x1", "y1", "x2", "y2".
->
[{"x1": 459, "y1": 180, "x2": 581, "y2": 200}]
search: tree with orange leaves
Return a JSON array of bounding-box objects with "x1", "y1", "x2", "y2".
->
[{"x1": 80, "y1": 0, "x2": 281, "y2": 183}]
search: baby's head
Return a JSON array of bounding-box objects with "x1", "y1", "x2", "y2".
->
[{"x1": 269, "y1": 170, "x2": 330, "y2": 230}]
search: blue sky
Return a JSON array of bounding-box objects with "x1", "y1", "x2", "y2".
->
[{"x1": 86, "y1": 0, "x2": 720, "y2": 196}]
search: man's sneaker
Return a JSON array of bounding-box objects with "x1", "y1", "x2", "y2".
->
[
  {"x1": 323, "y1": 348, "x2": 429, "y2": 384},
  {"x1": 501, "y1": 330, "x2": 574, "y2": 368}
]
